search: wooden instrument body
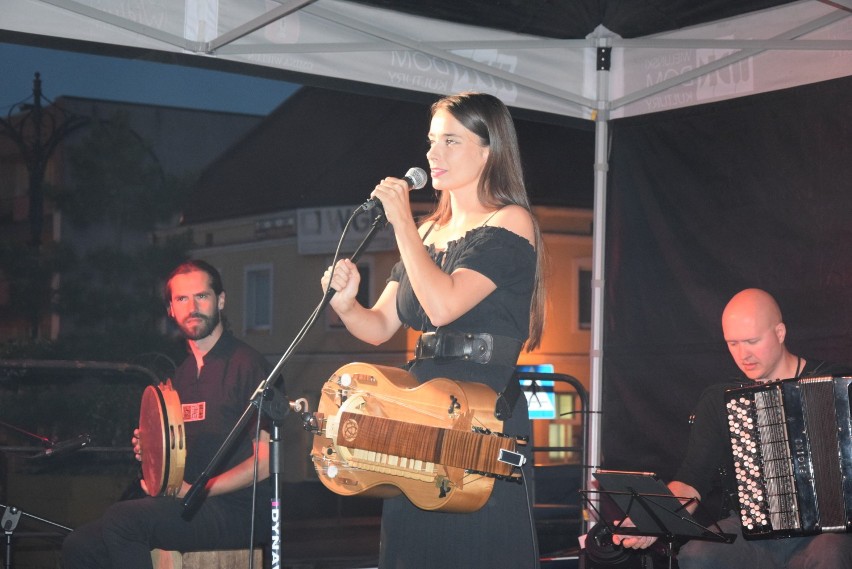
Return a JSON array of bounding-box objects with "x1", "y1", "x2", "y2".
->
[
  {"x1": 139, "y1": 381, "x2": 186, "y2": 497},
  {"x1": 311, "y1": 362, "x2": 519, "y2": 513}
]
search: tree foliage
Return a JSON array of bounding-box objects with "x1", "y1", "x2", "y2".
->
[
  {"x1": 53, "y1": 113, "x2": 187, "y2": 241},
  {"x1": 5, "y1": 112, "x2": 194, "y2": 363}
]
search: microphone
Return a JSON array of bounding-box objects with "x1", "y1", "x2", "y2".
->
[
  {"x1": 361, "y1": 167, "x2": 428, "y2": 212},
  {"x1": 30, "y1": 434, "x2": 92, "y2": 460}
]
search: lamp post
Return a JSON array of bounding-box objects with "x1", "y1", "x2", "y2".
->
[
  {"x1": 0, "y1": 73, "x2": 90, "y2": 340},
  {"x1": 0, "y1": 72, "x2": 89, "y2": 248}
]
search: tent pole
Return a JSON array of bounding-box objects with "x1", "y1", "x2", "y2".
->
[{"x1": 586, "y1": 40, "x2": 611, "y2": 531}]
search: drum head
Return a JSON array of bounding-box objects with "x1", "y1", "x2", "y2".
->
[{"x1": 139, "y1": 385, "x2": 170, "y2": 496}]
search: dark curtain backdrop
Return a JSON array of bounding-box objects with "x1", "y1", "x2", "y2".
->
[{"x1": 601, "y1": 75, "x2": 852, "y2": 481}]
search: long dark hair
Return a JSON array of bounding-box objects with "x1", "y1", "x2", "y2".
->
[{"x1": 424, "y1": 92, "x2": 547, "y2": 350}]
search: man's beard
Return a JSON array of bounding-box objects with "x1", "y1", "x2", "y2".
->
[{"x1": 179, "y1": 308, "x2": 221, "y2": 341}]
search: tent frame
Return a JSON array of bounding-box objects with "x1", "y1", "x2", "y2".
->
[{"x1": 5, "y1": 0, "x2": 852, "y2": 516}]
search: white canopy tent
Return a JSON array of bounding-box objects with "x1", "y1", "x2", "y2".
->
[
  {"x1": 4, "y1": 1, "x2": 851, "y2": 118},
  {"x1": 3, "y1": 0, "x2": 852, "y2": 490}
]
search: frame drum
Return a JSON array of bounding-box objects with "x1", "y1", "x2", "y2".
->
[{"x1": 138, "y1": 382, "x2": 186, "y2": 497}]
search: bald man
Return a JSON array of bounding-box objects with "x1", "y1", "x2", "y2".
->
[
  {"x1": 614, "y1": 288, "x2": 852, "y2": 568},
  {"x1": 722, "y1": 288, "x2": 803, "y2": 382}
]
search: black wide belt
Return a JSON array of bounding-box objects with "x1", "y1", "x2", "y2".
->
[
  {"x1": 413, "y1": 331, "x2": 522, "y2": 367},
  {"x1": 413, "y1": 331, "x2": 524, "y2": 420}
]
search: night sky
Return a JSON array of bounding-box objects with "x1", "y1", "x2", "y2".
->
[{"x1": 1, "y1": 41, "x2": 300, "y2": 117}]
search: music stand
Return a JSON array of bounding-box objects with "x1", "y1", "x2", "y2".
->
[{"x1": 581, "y1": 470, "x2": 736, "y2": 569}]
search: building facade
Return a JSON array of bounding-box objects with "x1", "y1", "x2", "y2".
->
[{"x1": 161, "y1": 203, "x2": 594, "y2": 480}]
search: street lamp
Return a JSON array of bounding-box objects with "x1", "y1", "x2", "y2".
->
[
  {"x1": 0, "y1": 72, "x2": 89, "y2": 247},
  {"x1": 0, "y1": 73, "x2": 90, "y2": 340}
]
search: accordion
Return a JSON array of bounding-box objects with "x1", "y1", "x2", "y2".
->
[{"x1": 725, "y1": 376, "x2": 852, "y2": 539}]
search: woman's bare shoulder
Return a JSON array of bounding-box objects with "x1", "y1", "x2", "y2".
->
[{"x1": 486, "y1": 204, "x2": 535, "y2": 244}]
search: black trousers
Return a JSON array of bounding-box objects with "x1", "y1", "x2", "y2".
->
[{"x1": 61, "y1": 490, "x2": 270, "y2": 569}]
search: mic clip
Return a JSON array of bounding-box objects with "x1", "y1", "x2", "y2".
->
[
  {"x1": 360, "y1": 197, "x2": 384, "y2": 213},
  {"x1": 29, "y1": 434, "x2": 92, "y2": 460}
]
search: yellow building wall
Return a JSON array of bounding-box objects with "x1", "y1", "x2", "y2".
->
[{"x1": 169, "y1": 206, "x2": 593, "y2": 478}]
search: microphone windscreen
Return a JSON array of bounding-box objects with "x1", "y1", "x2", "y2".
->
[{"x1": 404, "y1": 167, "x2": 428, "y2": 190}]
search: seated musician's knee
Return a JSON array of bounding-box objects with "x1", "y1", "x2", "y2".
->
[
  {"x1": 675, "y1": 540, "x2": 720, "y2": 569},
  {"x1": 99, "y1": 498, "x2": 154, "y2": 545},
  {"x1": 61, "y1": 520, "x2": 107, "y2": 569},
  {"x1": 61, "y1": 528, "x2": 87, "y2": 560},
  {"x1": 790, "y1": 534, "x2": 852, "y2": 569}
]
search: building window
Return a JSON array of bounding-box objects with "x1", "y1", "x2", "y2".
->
[
  {"x1": 574, "y1": 257, "x2": 592, "y2": 331},
  {"x1": 578, "y1": 269, "x2": 592, "y2": 329},
  {"x1": 245, "y1": 264, "x2": 272, "y2": 333}
]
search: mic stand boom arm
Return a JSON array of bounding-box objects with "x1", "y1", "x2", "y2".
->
[{"x1": 181, "y1": 207, "x2": 389, "y2": 562}]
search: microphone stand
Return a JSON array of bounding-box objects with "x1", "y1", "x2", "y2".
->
[
  {"x1": 181, "y1": 206, "x2": 389, "y2": 567},
  {"x1": 2, "y1": 502, "x2": 72, "y2": 569},
  {"x1": 0, "y1": 422, "x2": 84, "y2": 568}
]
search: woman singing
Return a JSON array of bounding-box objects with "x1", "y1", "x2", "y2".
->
[{"x1": 321, "y1": 91, "x2": 546, "y2": 568}]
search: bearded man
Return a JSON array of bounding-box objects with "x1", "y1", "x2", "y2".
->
[{"x1": 62, "y1": 260, "x2": 271, "y2": 569}]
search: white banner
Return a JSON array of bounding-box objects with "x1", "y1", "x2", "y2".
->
[{"x1": 296, "y1": 205, "x2": 397, "y2": 255}]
